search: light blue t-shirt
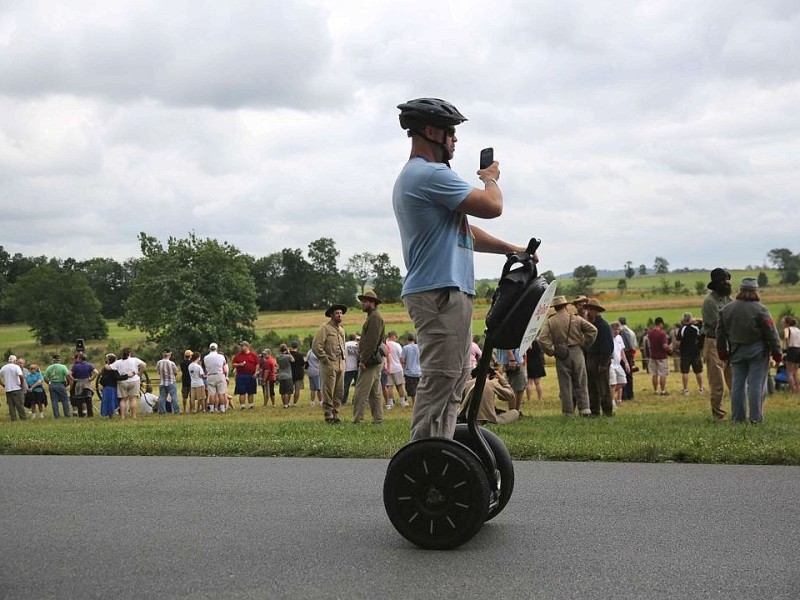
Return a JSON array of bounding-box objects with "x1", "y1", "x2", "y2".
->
[
  {"x1": 401, "y1": 343, "x2": 421, "y2": 377},
  {"x1": 393, "y1": 158, "x2": 475, "y2": 296},
  {"x1": 495, "y1": 347, "x2": 523, "y2": 366}
]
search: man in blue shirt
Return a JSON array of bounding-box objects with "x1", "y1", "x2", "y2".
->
[
  {"x1": 393, "y1": 97, "x2": 527, "y2": 440},
  {"x1": 400, "y1": 332, "x2": 421, "y2": 405}
]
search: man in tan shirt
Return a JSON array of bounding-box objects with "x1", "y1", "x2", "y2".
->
[
  {"x1": 461, "y1": 368, "x2": 519, "y2": 425},
  {"x1": 312, "y1": 304, "x2": 347, "y2": 424},
  {"x1": 538, "y1": 295, "x2": 598, "y2": 416}
]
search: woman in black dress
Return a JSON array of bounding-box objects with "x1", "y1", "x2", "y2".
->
[{"x1": 525, "y1": 340, "x2": 546, "y2": 402}]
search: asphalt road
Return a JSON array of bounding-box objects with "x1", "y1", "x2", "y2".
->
[{"x1": 1, "y1": 456, "x2": 798, "y2": 600}]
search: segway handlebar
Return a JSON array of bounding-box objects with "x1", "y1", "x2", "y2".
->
[{"x1": 506, "y1": 237, "x2": 540, "y2": 263}]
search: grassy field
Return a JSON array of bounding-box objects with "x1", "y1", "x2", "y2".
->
[
  {"x1": 2, "y1": 374, "x2": 799, "y2": 464},
  {"x1": 554, "y1": 268, "x2": 775, "y2": 294},
  {"x1": 2, "y1": 275, "x2": 798, "y2": 464}
]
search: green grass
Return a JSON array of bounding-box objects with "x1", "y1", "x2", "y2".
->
[{"x1": 3, "y1": 383, "x2": 799, "y2": 464}]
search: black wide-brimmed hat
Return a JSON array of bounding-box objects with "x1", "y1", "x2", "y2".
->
[
  {"x1": 707, "y1": 268, "x2": 731, "y2": 290},
  {"x1": 325, "y1": 304, "x2": 348, "y2": 317}
]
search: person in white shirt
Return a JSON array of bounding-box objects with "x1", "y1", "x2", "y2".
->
[
  {"x1": 609, "y1": 322, "x2": 631, "y2": 407},
  {"x1": 203, "y1": 343, "x2": 228, "y2": 412},
  {"x1": 383, "y1": 331, "x2": 408, "y2": 408},
  {"x1": 188, "y1": 352, "x2": 207, "y2": 412},
  {"x1": 112, "y1": 348, "x2": 146, "y2": 420},
  {"x1": 342, "y1": 333, "x2": 359, "y2": 405},
  {"x1": 139, "y1": 385, "x2": 158, "y2": 414},
  {"x1": 0, "y1": 355, "x2": 27, "y2": 421}
]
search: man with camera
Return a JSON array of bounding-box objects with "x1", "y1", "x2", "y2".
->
[
  {"x1": 461, "y1": 367, "x2": 519, "y2": 425},
  {"x1": 393, "y1": 97, "x2": 526, "y2": 441}
]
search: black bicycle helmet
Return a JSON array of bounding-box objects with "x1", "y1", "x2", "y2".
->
[{"x1": 398, "y1": 97, "x2": 468, "y2": 133}]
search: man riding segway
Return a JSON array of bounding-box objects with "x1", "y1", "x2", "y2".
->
[
  {"x1": 385, "y1": 98, "x2": 553, "y2": 549},
  {"x1": 392, "y1": 97, "x2": 531, "y2": 442}
]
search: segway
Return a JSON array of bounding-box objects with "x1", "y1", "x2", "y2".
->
[{"x1": 383, "y1": 238, "x2": 557, "y2": 549}]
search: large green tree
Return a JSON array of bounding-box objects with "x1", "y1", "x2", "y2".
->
[
  {"x1": 121, "y1": 232, "x2": 257, "y2": 351},
  {"x1": 572, "y1": 265, "x2": 597, "y2": 296},
  {"x1": 767, "y1": 248, "x2": 800, "y2": 285},
  {"x1": 4, "y1": 263, "x2": 107, "y2": 344},
  {"x1": 274, "y1": 248, "x2": 314, "y2": 310},
  {"x1": 306, "y1": 237, "x2": 356, "y2": 308},
  {"x1": 624, "y1": 261, "x2": 635, "y2": 279},
  {"x1": 250, "y1": 253, "x2": 283, "y2": 311},
  {"x1": 346, "y1": 252, "x2": 376, "y2": 296},
  {"x1": 653, "y1": 256, "x2": 670, "y2": 274},
  {"x1": 0, "y1": 247, "x2": 48, "y2": 323},
  {"x1": 250, "y1": 240, "x2": 358, "y2": 311},
  {"x1": 372, "y1": 253, "x2": 403, "y2": 302},
  {"x1": 76, "y1": 257, "x2": 130, "y2": 319}
]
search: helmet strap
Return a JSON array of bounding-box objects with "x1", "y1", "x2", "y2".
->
[{"x1": 411, "y1": 127, "x2": 451, "y2": 167}]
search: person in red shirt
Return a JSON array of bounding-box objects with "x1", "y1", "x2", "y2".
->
[
  {"x1": 259, "y1": 349, "x2": 278, "y2": 407},
  {"x1": 232, "y1": 341, "x2": 260, "y2": 409},
  {"x1": 647, "y1": 317, "x2": 671, "y2": 395}
]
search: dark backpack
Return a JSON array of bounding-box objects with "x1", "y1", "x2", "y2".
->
[{"x1": 485, "y1": 240, "x2": 548, "y2": 349}]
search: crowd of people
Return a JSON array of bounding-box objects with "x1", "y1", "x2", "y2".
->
[
  {"x1": 0, "y1": 295, "x2": 420, "y2": 424},
  {"x1": 534, "y1": 271, "x2": 797, "y2": 424},
  {"x1": 2, "y1": 270, "x2": 797, "y2": 426}
]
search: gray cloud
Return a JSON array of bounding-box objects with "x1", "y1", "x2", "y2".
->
[
  {"x1": 0, "y1": 0, "x2": 347, "y2": 109},
  {"x1": 1, "y1": 0, "x2": 798, "y2": 279}
]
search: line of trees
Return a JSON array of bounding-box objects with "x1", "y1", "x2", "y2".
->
[
  {"x1": 3, "y1": 241, "x2": 797, "y2": 349},
  {"x1": 0, "y1": 234, "x2": 404, "y2": 348}
]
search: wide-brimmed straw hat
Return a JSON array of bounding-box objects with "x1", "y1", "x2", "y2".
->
[
  {"x1": 551, "y1": 295, "x2": 570, "y2": 308},
  {"x1": 357, "y1": 291, "x2": 382, "y2": 304},
  {"x1": 585, "y1": 298, "x2": 606, "y2": 312},
  {"x1": 572, "y1": 295, "x2": 588, "y2": 305}
]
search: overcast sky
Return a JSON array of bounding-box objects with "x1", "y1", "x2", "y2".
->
[{"x1": 1, "y1": 0, "x2": 798, "y2": 279}]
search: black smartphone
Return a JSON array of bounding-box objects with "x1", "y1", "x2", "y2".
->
[{"x1": 479, "y1": 147, "x2": 494, "y2": 169}]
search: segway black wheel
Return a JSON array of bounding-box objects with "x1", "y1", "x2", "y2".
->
[
  {"x1": 383, "y1": 438, "x2": 490, "y2": 550},
  {"x1": 454, "y1": 424, "x2": 514, "y2": 521}
]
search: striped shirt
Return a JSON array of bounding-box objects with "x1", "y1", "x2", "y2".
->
[{"x1": 156, "y1": 358, "x2": 178, "y2": 386}]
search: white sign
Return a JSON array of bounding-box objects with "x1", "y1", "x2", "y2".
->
[{"x1": 519, "y1": 280, "x2": 558, "y2": 350}]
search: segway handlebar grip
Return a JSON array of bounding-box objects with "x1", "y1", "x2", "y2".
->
[
  {"x1": 505, "y1": 237, "x2": 541, "y2": 264},
  {"x1": 525, "y1": 237, "x2": 541, "y2": 256}
]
